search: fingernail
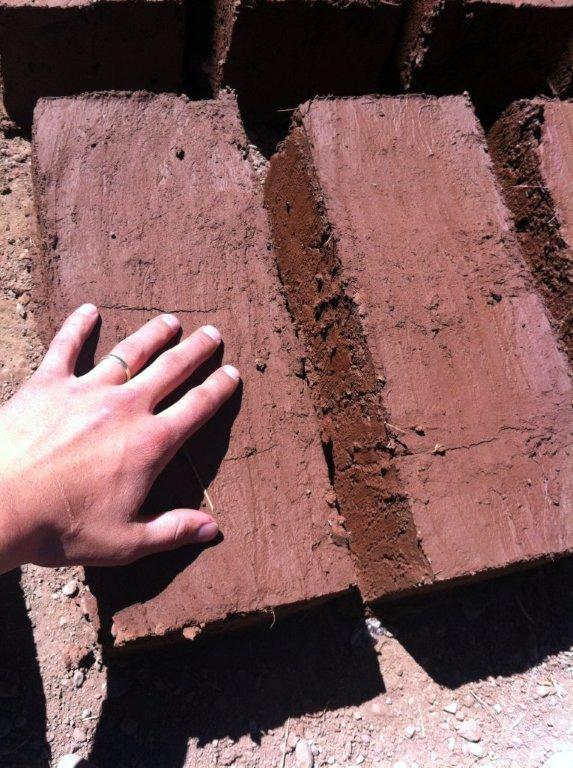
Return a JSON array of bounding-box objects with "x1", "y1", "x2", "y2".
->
[
  {"x1": 222, "y1": 364, "x2": 241, "y2": 382},
  {"x1": 77, "y1": 303, "x2": 98, "y2": 315},
  {"x1": 202, "y1": 325, "x2": 221, "y2": 343},
  {"x1": 161, "y1": 313, "x2": 180, "y2": 330},
  {"x1": 195, "y1": 521, "x2": 219, "y2": 543}
]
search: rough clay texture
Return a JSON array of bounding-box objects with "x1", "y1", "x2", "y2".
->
[
  {"x1": 0, "y1": 0, "x2": 184, "y2": 128},
  {"x1": 265, "y1": 95, "x2": 573, "y2": 601},
  {"x1": 31, "y1": 91, "x2": 355, "y2": 648},
  {"x1": 396, "y1": 0, "x2": 573, "y2": 118},
  {"x1": 488, "y1": 98, "x2": 573, "y2": 363},
  {"x1": 210, "y1": 0, "x2": 402, "y2": 115}
]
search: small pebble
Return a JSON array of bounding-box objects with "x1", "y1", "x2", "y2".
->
[
  {"x1": 62, "y1": 580, "x2": 79, "y2": 598},
  {"x1": 72, "y1": 670, "x2": 85, "y2": 689},
  {"x1": 455, "y1": 710, "x2": 465, "y2": 721},
  {"x1": 72, "y1": 728, "x2": 86, "y2": 743},
  {"x1": 458, "y1": 720, "x2": 482, "y2": 743},
  {"x1": 353, "y1": 711, "x2": 363, "y2": 721},
  {"x1": 470, "y1": 744, "x2": 484, "y2": 758},
  {"x1": 294, "y1": 738, "x2": 314, "y2": 768},
  {"x1": 536, "y1": 685, "x2": 552, "y2": 698},
  {"x1": 443, "y1": 702, "x2": 458, "y2": 714},
  {"x1": 404, "y1": 725, "x2": 416, "y2": 739},
  {"x1": 81, "y1": 709, "x2": 92, "y2": 719},
  {"x1": 356, "y1": 756, "x2": 365, "y2": 765}
]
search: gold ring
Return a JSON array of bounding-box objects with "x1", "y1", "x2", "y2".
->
[{"x1": 101, "y1": 353, "x2": 131, "y2": 382}]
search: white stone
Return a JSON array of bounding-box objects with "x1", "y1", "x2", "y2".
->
[
  {"x1": 62, "y1": 580, "x2": 79, "y2": 597},
  {"x1": 443, "y1": 702, "x2": 458, "y2": 714},
  {"x1": 295, "y1": 738, "x2": 314, "y2": 768},
  {"x1": 458, "y1": 720, "x2": 482, "y2": 743}
]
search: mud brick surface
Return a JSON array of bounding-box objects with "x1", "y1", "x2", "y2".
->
[
  {"x1": 31, "y1": 92, "x2": 355, "y2": 649},
  {"x1": 0, "y1": 0, "x2": 184, "y2": 128},
  {"x1": 266, "y1": 95, "x2": 573, "y2": 601},
  {"x1": 396, "y1": 0, "x2": 573, "y2": 118},
  {"x1": 210, "y1": 0, "x2": 402, "y2": 115},
  {"x1": 489, "y1": 98, "x2": 573, "y2": 362}
]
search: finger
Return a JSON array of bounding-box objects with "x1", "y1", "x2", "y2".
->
[
  {"x1": 134, "y1": 325, "x2": 222, "y2": 405},
  {"x1": 134, "y1": 509, "x2": 219, "y2": 557},
  {"x1": 40, "y1": 303, "x2": 99, "y2": 376},
  {"x1": 89, "y1": 313, "x2": 181, "y2": 385},
  {"x1": 156, "y1": 365, "x2": 240, "y2": 448}
]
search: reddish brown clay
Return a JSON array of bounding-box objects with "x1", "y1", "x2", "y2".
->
[
  {"x1": 208, "y1": 0, "x2": 402, "y2": 116},
  {"x1": 488, "y1": 98, "x2": 573, "y2": 362},
  {"x1": 0, "y1": 0, "x2": 184, "y2": 128},
  {"x1": 32, "y1": 92, "x2": 355, "y2": 648},
  {"x1": 396, "y1": 0, "x2": 573, "y2": 119},
  {"x1": 265, "y1": 95, "x2": 573, "y2": 601}
]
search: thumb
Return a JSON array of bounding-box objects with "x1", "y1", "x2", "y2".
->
[{"x1": 136, "y1": 509, "x2": 219, "y2": 557}]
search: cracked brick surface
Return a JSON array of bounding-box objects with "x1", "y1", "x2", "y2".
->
[
  {"x1": 395, "y1": 0, "x2": 573, "y2": 118},
  {"x1": 265, "y1": 95, "x2": 573, "y2": 601},
  {"x1": 488, "y1": 98, "x2": 573, "y2": 363},
  {"x1": 31, "y1": 91, "x2": 355, "y2": 649},
  {"x1": 0, "y1": 0, "x2": 184, "y2": 128},
  {"x1": 209, "y1": 0, "x2": 402, "y2": 115}
]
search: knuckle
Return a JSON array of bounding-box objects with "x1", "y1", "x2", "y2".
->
[
  {"x1": 161, "y1": 346, "x2": 187, "y2": 374},
  {"x1": 137, "y1": 418, "x2": 173, "y2": 459},
  {"x1": 49, "y1": 331, "x2": 75, "y2": 351},
  {"x1": 193, "y1": 385, "x2": 216, "y2": 414},
  {"x1": 172, "y1": 516, "x2": 186, "y2": 545},
  {"x1": 104, "y1": 384, "x2": 140, "y2": 413}
]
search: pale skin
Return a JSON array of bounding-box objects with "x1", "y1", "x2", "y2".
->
[{"x1": 0, "y1": 303, "x2": 240, "y2": 576}]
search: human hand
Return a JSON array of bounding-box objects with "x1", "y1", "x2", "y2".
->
[{"x1": 0, "y1": 304, "x2": 240, "y2": 574}]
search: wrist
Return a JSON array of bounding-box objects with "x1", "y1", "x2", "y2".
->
[{"x1": 0, "y1": 480, "x2": 30, "y2": 574}]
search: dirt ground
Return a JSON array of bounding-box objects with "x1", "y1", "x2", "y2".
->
[{"x1": 0, "y1": 129, "x2": 572, "y2": 768}]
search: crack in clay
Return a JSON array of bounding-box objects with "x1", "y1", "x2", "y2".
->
[
  {"x1": 435, "y1": 426, "x2": 529, "y2": 455},
  {"x1": 98, "y1": 303, "x2": 223, "y2": 315},
  {"x1": 223, "y1": 444, "x2": 277, "y2": 462}
]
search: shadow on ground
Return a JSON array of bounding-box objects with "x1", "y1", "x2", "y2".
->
[
  {"x1": 375, "y1": 556, "x2": 573, "y2": 689},
  {"x1": 89, "y1": 592, "x2": 384, "y2": 768},
  {"x1": 0, "y1": 569, "x2": 50, "y2": 767}
]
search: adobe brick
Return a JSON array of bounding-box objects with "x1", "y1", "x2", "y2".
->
[
  {"x1": 488, "y1": 98, "x2": 573, "y2": 362},
  {"x1": 396, "y1": 0, "x2": 573, "y2": 118},
  {"x1": 32, "y1": 92, "x2": 355, "y2": 648},
  {"x1": 208, "y1": 0, "x2": 403, "y2": 115},
  {"x1": 265, "y1": 95, "x2": 573, "y2": 600},
  {"x1": 0, "y1": 0, "x2": 184, "y2": 128}
]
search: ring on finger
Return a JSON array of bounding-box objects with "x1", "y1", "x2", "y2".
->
[{"x1": 100, "y1": 353, "x2": 132, "y2": 383}]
